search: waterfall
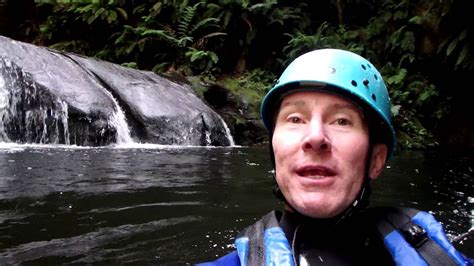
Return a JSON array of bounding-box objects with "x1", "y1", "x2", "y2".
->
[
  {"x1": 218, "y1": 116, "x2": 235, "y2": 146},
  {"x1": 0, "y1": 59, "x2": 70, "y2": 144},
  {"x1": 1, "y1": 36, "x2": 238, "y2": 147},
  {"x1": 101, "y1": 82, "x2": 133, "y2": 145},
  {"x1": 0, "y1": 74, "x2": 9, "y2": 141},
  {"x1": 59, "y1": 101, "x2": 70, "y2": 144},
  {"x1": 67, "y1": 55, "x2": 134, "y2": 145},
  {"x1": 204, "y1": 128, "x2": 212, "y2": 146},
  {"x1": 109, "y1": 107, "x2": 133, "y2": 144}
]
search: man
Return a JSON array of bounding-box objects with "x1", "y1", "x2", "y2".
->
[{"x1": 198, "y1": 49, "x2": 472, "y2": 265}]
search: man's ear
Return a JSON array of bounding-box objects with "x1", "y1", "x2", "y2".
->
[{"x1": 369, "y1": 144, "x2": 388, "y2": 180}]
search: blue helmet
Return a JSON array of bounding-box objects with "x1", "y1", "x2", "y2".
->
[{"x1": 260, "y1": 49, "x2": 396, "y2": 158}]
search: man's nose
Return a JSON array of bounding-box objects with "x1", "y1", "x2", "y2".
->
[{"x1": 301, "y1": 119, "x2": 331, "y2": 151}]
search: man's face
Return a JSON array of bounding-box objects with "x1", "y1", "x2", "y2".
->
[{"x1": 272, "y1": 91, "x2": 370, "y2": 218}]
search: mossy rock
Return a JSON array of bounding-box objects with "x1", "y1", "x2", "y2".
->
[{"x1": 186, "y1": 73, "x2": 272, "y2": 146}]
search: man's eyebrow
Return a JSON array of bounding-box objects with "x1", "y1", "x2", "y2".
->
[
  {"x1": 280, "y1": 101, "x2": 359, "y2": 111},
  {"x1": 327, "y1": 103, "x2": 364, "y2": 118},
  {"x1": 280, "y1": 100, "x2": 307, "y2": 108},
  {"x1": 275, "y1": 100, "x2": 307, "y2": 120},
  {"x1": 328, "y1": 103, "x2": 362, "y2": 112}
]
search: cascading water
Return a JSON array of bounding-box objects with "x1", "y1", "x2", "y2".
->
[
  {"x1": 101, "y1": 90, "x2": 133, "y2": 145},
  {"x1": 205, "y1": 129, "x2": 212, "y2": 145},
  {"x1": 0, "y1": 59, "x2": 70, "y2": 144},
  {"x1": 0, "y1": 56, "x2": 133, "y2": 146},
  {"x1": 218, "y1": 116, "x2": 235, "y2": 146},
  {"x1": 198, "y1": 113, "x2": 235, "y2": 147},
  {"x1": 109, "y1": 109, "x2": 133, "y2": 144},
  {"x1": 0, "y1": 74, "x2": 9, "y2": 141}
]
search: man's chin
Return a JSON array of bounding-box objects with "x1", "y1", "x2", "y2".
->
[
  {"x1": 292, "y1": 201, "x2": 340, "y2": 219},
  {"x1": 302, "y1": 210, "x2": 338, "y2": 219}
]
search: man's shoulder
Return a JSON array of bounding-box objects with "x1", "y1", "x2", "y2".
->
[
  {"x1": 361, "y1": 206, "x2": 471, "y2": 266},
  {"x1": 195, "y1": 211, "x2": 279, "y2": 266}
]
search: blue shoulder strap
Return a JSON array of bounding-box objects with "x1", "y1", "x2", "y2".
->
[
  {"x1": 195, "y1": 250, "x2": 240, "y2": 266},
  {"x1": 384, "y1": 229, "x2": 428, "y2": 266},
  {"x1": 197, "y1": 211, "x2": 293, "y2": 266},
  {"x1": 411, "y1": 211, "x2": 471, "y2": 266},
  {"x1": 235, "y1": 211, "x2": 294, "y2": 266},
  {"x1": 263, "y1": 227, "x2": 294, "y2": 266},
  {"x1": 377, "y1": 207, "x2": 472, "y2": 266}
]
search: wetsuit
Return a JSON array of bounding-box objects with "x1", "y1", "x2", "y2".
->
[{"x1": 277, "y1": 209, "x2": 393, "y2": 265}]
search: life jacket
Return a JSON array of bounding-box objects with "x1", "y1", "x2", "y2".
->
[
  {"x1": 373, "y1": 207, "x2": 472, "y2": 266},
  {"x1": 229, "y1": 207, "x2": 472, "y2": 266}
]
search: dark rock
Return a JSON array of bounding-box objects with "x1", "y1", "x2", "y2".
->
[
  {"x1": 0, "y1": 36, "x2": 233, "y2": 146},
  {"x1": 187, "y1": 76, "x2": 269, "y2": 146}
]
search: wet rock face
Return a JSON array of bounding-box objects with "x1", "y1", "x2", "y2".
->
[
  {"x1": 0, "y1": 58, "x2": 91, "y2": 145},
  {"x1": 0, "y1": 36, "x2": 233, "y2": 146},
  {"x1": 195, "y1": 82, "x2": 268, "y2": 146}
]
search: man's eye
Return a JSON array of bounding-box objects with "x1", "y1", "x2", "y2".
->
[
  {"x1": 289, "y1": 117, "x2": 302, "y2": 123},
  {"x1": 335, "y1": 118, "x2": 351, "y2": 126}
]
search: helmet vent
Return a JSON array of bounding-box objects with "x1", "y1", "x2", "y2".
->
[
  {"x1": 351, "y1": 80, "x2": 358, "y2": 87},
  {"x1": 367, "y1": 64, "x2": 372, "y2": 69},
  {"x1": 363, "y1": 79, "x2": 369, "y2": 86},
  {"x1": 361, "y1": 64, "x2": 367, "y2": 70},
  {"x1": 374, "y1": 74, "x2": 378, "y2": 80},
  {"x1": 372, "y1": 94, "x2": 376, "y2": 101}
]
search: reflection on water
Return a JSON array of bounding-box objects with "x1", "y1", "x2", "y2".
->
[{"x1": 0, "y1": 144, "x2": 472, "y2": 264}]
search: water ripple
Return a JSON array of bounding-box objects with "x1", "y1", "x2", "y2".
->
[{"x1": 0, "y1": 216, "x2": 201, "y2": 264}]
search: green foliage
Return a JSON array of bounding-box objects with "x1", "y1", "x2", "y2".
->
[
  {"x1": 115, "y1": 1, "x2": 225, "y2": 75},
  {"x1": 438, "y1": 29, "x2": 473, "y2": 70},
  {"x1": 223, "y1": 69, "x2": 274, "y2": 96},
  {"x1": 382, "y1": 64, "x2": 440, "y2": 149},
  {"x1": 36, "y1": 0, "x2": 226, "y2": 75},
  {"x1": 283, "y1": 22, "x2": 363, "y2": 65},
  {"x1": 352, "y1": 0, "x2": 457, "y2": 149},
  {"x1": 220, "y1": 69, "x2": 275, "y2": 118},
  {"x1": 185, "y1": 48, "x2": 219, "y2": 73},
  {"x1": 72, "y1": 1, "x2": 128, "y2": 25},
  {"x1": 121, "y1": 61, "x2": 138, "y2": 69},
  {"x1": 36, "y1": 1, "x2": 128, "y2": 58}
]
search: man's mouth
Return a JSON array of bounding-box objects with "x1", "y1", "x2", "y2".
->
[{"x1": 296, "y1": 166, "x2": 336, "y2": 178}]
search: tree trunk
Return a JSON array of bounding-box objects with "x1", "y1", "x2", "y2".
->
[
  {"x1": 336, "y1": 0, "x2": 344, "y2": 26},
  {"x1": 234, "y1": 50, "x2": 247, "y2": 74}
]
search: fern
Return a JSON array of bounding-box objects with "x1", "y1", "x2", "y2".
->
[
  {"x1": 190, "y1": 18, "x2": 220, "y2": 35},
  {"x1": 177, "y1": 2, "x2": 201, "y2": 38}
]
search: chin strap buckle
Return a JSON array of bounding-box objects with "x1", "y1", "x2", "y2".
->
[{"x1": 401, "y1": 223, "x2": 428, "y2": 248}]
